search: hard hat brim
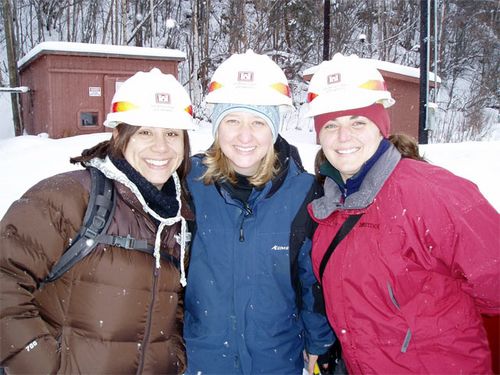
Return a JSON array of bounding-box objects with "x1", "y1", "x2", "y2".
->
[{"x1": 305, "y1": 88, "x2": 395, "y2": 118}]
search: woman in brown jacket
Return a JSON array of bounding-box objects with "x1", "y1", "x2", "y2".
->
[{"x1": 0, "y1": 69, "x2": 195, "y2": 374}]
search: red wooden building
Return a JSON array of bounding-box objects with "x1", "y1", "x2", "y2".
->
[{"x1": 18, "y1": 42, "x2": 185, "y2": 138}]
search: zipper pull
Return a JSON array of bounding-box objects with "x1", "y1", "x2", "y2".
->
[
  {"x1": 239, "y1": 225, "x2": 245, "y2": 242},
  {"x1": 239, "y1": 204, "x2": 253, "y2": 242},
  {"x1": 243, "y1": 203, "x2": 252, "y2": 216}
]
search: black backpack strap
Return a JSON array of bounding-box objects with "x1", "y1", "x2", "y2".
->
[
  {"x1": 318, "y1": 214, "x2": 363, "y2": 281},
  {"x1": 98, "y1": 234, "x2": 180, "y2": 269},
  {"x1": 41, "y1": 167, "x2": 116, "y2": 285},
  {"x1": 289, "y1": 181, "x2": 323, "y2": 311}
]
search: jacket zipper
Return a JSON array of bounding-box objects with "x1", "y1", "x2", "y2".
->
[
  {"x1": 233, "y1": 202, "x2": 253, "y2": 370},
  {"x1": 136, "y1": 266, "x2": 159, "y2": 374},
  {"x1": 238, "y1": 203, "x2": 253, "y2": 242}
]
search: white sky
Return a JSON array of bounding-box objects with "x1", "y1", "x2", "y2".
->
[{"x1": 0, "y1": 120, "x2": 499, "y2": 219}]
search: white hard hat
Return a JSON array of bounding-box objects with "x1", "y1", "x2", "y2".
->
[
  {"x1": 306, "y1": 53, "x2": 395, "y2": 117},
  {"x1": 205, "y1": 50, "x2": 293, "y2": 107},
  {"x1": 104, "y1": 68, "x2": 195, "y2": 130}
]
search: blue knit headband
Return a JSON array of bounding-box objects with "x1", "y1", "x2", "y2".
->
[{"x1": 211, "y1": 103, "x2": 280, "y2": 142}]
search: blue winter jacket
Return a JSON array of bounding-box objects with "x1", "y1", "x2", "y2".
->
[{"x1": 184, "y1": 136, "x2": 334, "y2": 375}]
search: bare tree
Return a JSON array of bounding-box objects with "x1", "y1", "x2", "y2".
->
[
  {"x1": 0, "y1": 0, "x2": 497, "y2": 141},
  {"x1": 2, "y1": 0, "x2": 22, "y2": 135}
]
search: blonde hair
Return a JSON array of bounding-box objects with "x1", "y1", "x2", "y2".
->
[{"x1": 201, "y1": 136, "x2": 279, "y2": 187}]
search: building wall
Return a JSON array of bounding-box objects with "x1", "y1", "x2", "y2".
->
[
  {"x1": 20, "y1": 56, "x2": 52, "y2": 136},
  {"x1": 20, "y1": 54, "x2": 180, "y2": 138},
  {"x1": 384, "y1": 76, "x2": 419, "y2": 139}
]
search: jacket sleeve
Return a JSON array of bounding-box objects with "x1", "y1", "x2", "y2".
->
[
  {"x1": 297, "y1": 234, "x2": 335, "y2": 355},
  {"x1": 293, "y1": 181, "x2": 334, "y2": 355},
  {"x1": 444, "y1": 194, "x2": 499, "y2": 314},
  {"x1": 420, "y1": 177, "x2": 500, "y2": 315},
  {"x1": 0, "y1": 174, "x2": 86, "y2": 373}
]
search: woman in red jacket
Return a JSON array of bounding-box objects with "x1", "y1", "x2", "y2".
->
[{"x1": 306, "y1": 53, "x2": 499, "y2": 374}]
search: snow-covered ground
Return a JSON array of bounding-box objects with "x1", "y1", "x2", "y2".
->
[
  {"x1": 1, "y1": 121, "x2": 499, "y2": 219},
  {"x1": 0, "y1": 94, "x2": 15, "y2": 139}
]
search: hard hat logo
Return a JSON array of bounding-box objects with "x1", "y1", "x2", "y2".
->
[
  {"x1": 327, "y1": 73, "x2": 341, "y2": 84},
  {"x1": 155, "y1": 93, "x2": 171, "y2": 104},
  {"x1": 237, "y1": 71, "x2": 254, "y2": 82}
]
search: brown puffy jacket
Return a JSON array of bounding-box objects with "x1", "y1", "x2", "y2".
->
[{"x1": 0, "y1": 168, "x2": 193, "y2": 374}]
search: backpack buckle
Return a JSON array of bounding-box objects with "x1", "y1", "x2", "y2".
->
[{"x1": 112, "y1": 234, "x2": 134, "y2": 249}]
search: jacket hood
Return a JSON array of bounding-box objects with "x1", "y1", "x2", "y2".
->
[{"x1": 86, "y1": 156, "x2": 190, "y2": 286}]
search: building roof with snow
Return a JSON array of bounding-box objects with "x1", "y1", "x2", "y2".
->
[
  {"x1": 18, "y1": 41, "x2": 185, "y2": 69},
  {"x1": 303, "y1": 57, "x2": 440, "y2": 85}
]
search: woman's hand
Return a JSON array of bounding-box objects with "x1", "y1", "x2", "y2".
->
[{"x1": 304, "y1": 352, "x2": 321, "y2": 375}]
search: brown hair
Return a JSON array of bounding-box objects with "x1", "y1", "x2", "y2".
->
[
  {"x1": 71, "y1": 123, "x2": 192, "y2": 197},
  {"x1": 313, "y1": 149, "x2": 327, "y2": 184},
  {"x1": 200, "y1": 136, "x2": 278, "y2": 187},
  {"x1": 388, "y1": 133, "x2": 426, "y2": 162}
]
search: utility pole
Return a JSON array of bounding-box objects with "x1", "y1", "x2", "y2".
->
[
  {"x1": 418, "y1": 0, "x2": 429, "y2": 144},
  {"x1": 323, "y1": 0, "x2": 330, "y2": 61},
  {"x1": 2, "y1": 0, "x2": 23, "y2": 136}
]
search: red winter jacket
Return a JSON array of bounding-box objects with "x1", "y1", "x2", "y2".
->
[{"x1": 309, "y1": 145, "x2": 499, "y2": 374}]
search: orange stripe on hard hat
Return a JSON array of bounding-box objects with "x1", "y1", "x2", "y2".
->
[
  {"x1": 185, "y1": 105, "x2": 194, "y2": 117},
  {"x1": 359, "y1": 79, "x2": 387, "y2": 91},
  {"x1": 307, "y1": 92, "x2": 318, "y2": 103},
  {"x1": 270, "y1": 82, "x2": 291, "y2": 98},
  {"x1": 208, "y1": 81, "x2": 223, "y2": 93},
  {"x1": 112, "y1": 101, "x2": 139, "y2": 113}
]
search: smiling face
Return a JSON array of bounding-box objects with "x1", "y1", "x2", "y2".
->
[
  {"x1": 217, "y1": 111, "x2": 274, "y2": 176},
  {"x1": 318, "y1": 115, "x2": 383, "y2": 182},
  {"x1": 118, "y1": 126, "x2": 184, "y2": 189}
]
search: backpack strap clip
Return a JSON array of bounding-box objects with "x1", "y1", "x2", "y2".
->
[{"x1": 112, "y1": 234, "x2": 132, "y2": 249}]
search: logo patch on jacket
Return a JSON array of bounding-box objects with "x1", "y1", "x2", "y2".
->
[{"x1": 271, "y1": 245, "x2": 289, "y2": 251}]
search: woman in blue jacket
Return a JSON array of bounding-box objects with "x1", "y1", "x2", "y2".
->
[{"x1": 184, "y1": 51, "x2": 333, "y2": 374}]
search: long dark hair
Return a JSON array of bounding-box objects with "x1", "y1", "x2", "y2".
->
[
  {"x1": 71, "y1": 123, "x2": 192, "y2": 199},
  {"x1": 314, "y1": 149, "x2": 327, "y2": 184}
]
